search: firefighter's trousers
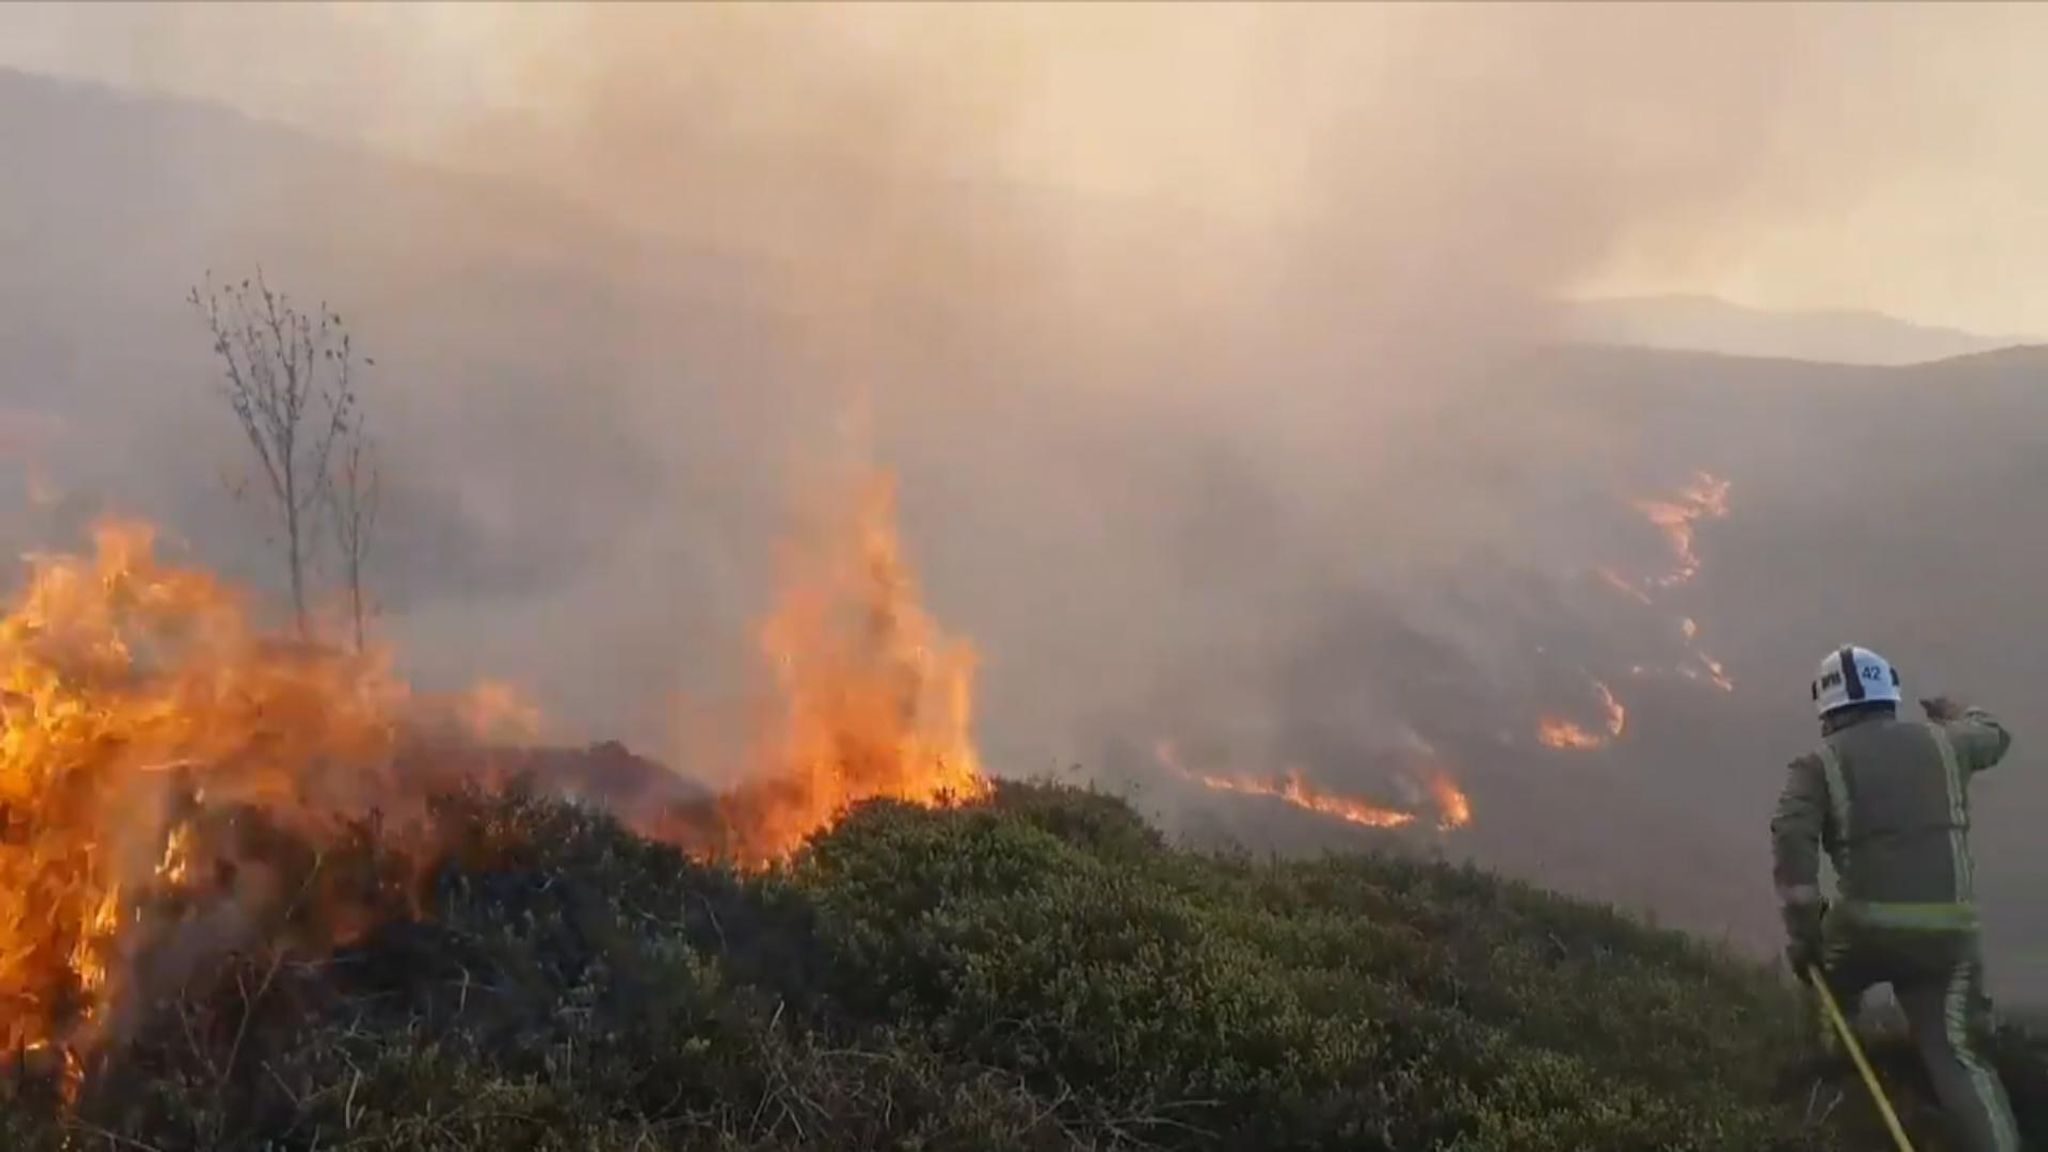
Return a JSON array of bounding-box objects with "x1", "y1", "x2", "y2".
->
[{"x1": 1817, "y1": 916, "x2": 2021, "y2": 1152}]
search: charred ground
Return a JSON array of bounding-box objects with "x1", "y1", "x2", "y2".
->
[{"x1": 6, "y1": 772, "x2": 2042, "y2": 1152}]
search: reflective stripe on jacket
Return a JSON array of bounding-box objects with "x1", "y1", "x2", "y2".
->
[{"x1": 1772, "y1": 706, "x2": 2012, "y2": 931}]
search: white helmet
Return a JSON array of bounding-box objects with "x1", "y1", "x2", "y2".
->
[{"x1": 1812, "y1": 645, "x2": 1902, "y2": 717}]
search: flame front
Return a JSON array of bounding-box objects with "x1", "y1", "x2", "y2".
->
[
  {"x1": 1185, "y1": 767, "x2": 1417, "y2": 830},
  {"x1": 1537, "y1": 678, "x2": 1626, "y2": 751},
  {"x1": 1559, "y1": 470, "x2": 1737, "y2": 746},
  {"x1": 1156, "y1": 741, "x2": 1470, "y2": 832},
  {"x1": 1631, "y1": 472, "x2": 1730, "y2": 593},
  {"x1": 1620, "y1": 473, "x2": 1735, "y2": 691}
]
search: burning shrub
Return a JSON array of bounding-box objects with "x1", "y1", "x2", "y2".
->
[
  {"x1": 648, "y1": 473, "x2": 989, "y2": 866},
  {"x1": 0, "y1": 463, "x2": 995, "y2": 1095},
  {"x1": 0, "y1": 519, "x2": 440, "y2": 1085},
  {"x1": 6, "y1": 786, "x2": 1088, "y2": 1150}
]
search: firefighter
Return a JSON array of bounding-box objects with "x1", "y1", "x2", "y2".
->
[{"x1": 1772, "y1": 645, "x2": 2020, "y2": 1152}]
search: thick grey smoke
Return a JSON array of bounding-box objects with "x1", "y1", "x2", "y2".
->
[{"x1": 7, "y1": 5, "x2": 2048, "y2": 987}]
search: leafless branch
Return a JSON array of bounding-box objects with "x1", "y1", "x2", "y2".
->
[
  {"x1": 327, "y1": 410, "x2": 380, "y2": 652},
  {"x1": 189, "y1": 269, "x2": 375, "y2": 642}
]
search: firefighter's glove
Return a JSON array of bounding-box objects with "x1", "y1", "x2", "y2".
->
[
  {"x1": 1783, "y1": 901, "x2": 1826, "y2": 978},
  {"x1": 1921, "y1": 696, "x2": 1961, "y2": 722}
]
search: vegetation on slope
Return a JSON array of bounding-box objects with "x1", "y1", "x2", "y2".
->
[{"x1": 4, "y1": 779, "x2": 2042, "y2": 1151}]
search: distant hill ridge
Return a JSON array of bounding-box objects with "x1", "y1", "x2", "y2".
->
[{"x1": 1561, "y1": 292, "x2": 2044, "y2": 367}]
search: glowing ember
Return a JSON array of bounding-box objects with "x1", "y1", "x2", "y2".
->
[
  {"x1": 1683, "y1": 653, "x2": 1736, "y2": 693},
  {"x1": 1633, "y1": 471, "x2": 1731, "y2": 592},
  {"x1": 1599, "y1": 566, "x2": 1654, "y2": 606},
  {"x1": 1536, "y1": 677, "x2": 1627, "y2": 751},
  {"x1": 1672, "y1": 618, "x2": 1734, "y2": 692},
  {"x1": 1537, "y1": 717, "x2": 1606, "y2": 751},
  {"x1": 1599, "y1": 471, "x2": 1730, "y2": 600},
  {"x1": 1427, "y1": 772, "x2": 1472, "y2": 830},
  {"x1": 1593, "y1": 472, "x2": 1738, "y2": 699},
  {"x1": 1155, "y1": 741, "x2": 1470, "y2": 832},
  {"x1": 153, "y1": 822, "x2": 197, "y2": 888},
  {"x1": 1596, "y1": 679, "x2": 1627, "y2": 736},
  {"x1": 662, "y1": 470, "x2": 989, "y2": 865}
]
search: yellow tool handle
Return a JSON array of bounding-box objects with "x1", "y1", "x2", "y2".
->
[{"x1": 1810, "y1": 968, "x2": 1916, "y2": 1152}]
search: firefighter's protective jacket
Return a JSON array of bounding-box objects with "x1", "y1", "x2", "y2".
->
[{"x1": 1772, "y1": 705, "x2": 2012, "y2": 933}]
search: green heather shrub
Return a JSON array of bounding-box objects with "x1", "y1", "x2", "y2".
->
[{"x1": 3, "y1": 778, "x2": 2039, "y2": 1150}]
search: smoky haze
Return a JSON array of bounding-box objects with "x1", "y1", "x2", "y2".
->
[{"x1": 6, "y1": 6, "x2": 2048, "y2": 994}]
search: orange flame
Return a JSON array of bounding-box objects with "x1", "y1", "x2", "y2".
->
[
  {"x1": 1537, "y1": 678, "x2": 1626, "y2": 750},
  {"x1": 1682, "y1": 654, "x2": 1736, "y2": 693},
  {"x1": 1602, "y1": 471, "x2": 1731, "y2": 600},
  {"x1": 1536, "y1": 717, "x2": 1605, "y2": 750},
  {"x1": 1672, "y1": 619, "x2": 1734, "y2": 691},
  {"x1": 1427, "y1": 772, "x2": 1472, "y2": 831},
  {"x1": 0, "y1": 519, "x2": 420, "y2": 1077},
  {"x1": 1155, "y1": 741, "x2": 1470, "y2": 832},
  {"x1": 1598, "y1": 566, "x2": 1654, "y2": 606},
  {"x1": 660, "y1": 471, "x2": 988, "y2": 865},
  {"x1": 1596, "y1": 679, "x2": 1627, "y2": 736},
  {"x1": 1633, "y1": 471, "x2": 1730, "y2": 592},
  {"x1": 1183, "y1": 767, "x2": 1416, "y2": 829},
  {"x1": 1596, "y1": 473, "x2": 1738, "y2": 698}
]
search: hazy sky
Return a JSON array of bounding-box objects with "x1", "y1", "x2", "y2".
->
[{"x1": 6, "y1": 2, "x2": 2048, "y2": 336}]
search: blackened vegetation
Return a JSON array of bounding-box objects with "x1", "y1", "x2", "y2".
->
[
  {"x1": 3, "y1": 778, "x2": 2045, "y2": 1151},
  {"x1": 425, "y1": 738, "x2": 715, "y2": 815}
]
